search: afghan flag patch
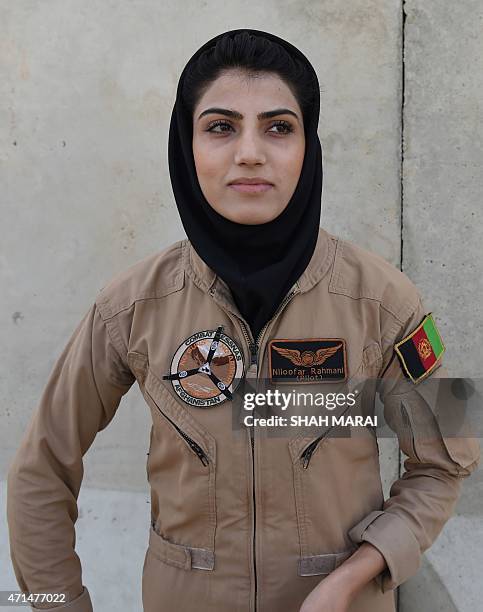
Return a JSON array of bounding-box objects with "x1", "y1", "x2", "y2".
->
[{"x1": 394, "y1": 313, "x2": 445, "y2": 383}]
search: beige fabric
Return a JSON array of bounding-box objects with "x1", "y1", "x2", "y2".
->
[{"x1": 6, "y1": 227, "x2": 480, "y2": 611}]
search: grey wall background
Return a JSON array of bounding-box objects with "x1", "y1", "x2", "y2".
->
[{"x1": 1, "y1": 1, "x2": 482, "y2": 611}]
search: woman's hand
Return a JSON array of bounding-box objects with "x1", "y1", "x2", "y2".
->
[
  {"x1": 298, "y1": 542, "x2": 387, "y2": 612},
  {"x1": 299, "y1": 572, "x2": 352, "y2": 612}
]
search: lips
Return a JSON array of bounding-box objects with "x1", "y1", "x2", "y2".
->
[
  {"x1": 228, "y1": 177, "x2": 274, "y2": 194},
  {"x1": 229, "y1": 183, "x2": 273, "y2": 194}
]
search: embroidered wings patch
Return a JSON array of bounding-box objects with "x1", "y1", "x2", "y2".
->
[{"x1": 268, "y1": 338, "x2": 347, "y2": 383}]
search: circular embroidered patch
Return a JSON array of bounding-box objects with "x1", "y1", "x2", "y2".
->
[{"x1": 164, "y1": 326, "x2": 245, "y2": 407}]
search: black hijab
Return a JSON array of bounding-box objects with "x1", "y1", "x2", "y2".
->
[{"x1": 168, "y1": 28, "x2": 322, "y2": 342}]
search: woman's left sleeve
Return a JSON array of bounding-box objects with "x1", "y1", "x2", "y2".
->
[{"x1": 347, "y1": 294, "x2": 480, "y2": 592}]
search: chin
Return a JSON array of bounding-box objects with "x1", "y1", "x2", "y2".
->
[
  {"x1": 234, "y1": 218, "x2": 270, "y2": 225},
  {"x1": 228, "y1": 211, "x2": 277, "y2": 225},
  {"x1": 217, "y1": 202, "x2": 281, "y2": 225}
]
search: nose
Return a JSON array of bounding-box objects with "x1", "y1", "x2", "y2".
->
[{"x1": 233, "y1": 129, "x2": 266, "y2": 166}]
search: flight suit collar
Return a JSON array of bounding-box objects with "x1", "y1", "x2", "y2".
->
[
  {"x1": 185, "y1": 239, "x2": 217, "y2": 294},
  {"x1": 185, "y1": 226, "x2": 334, "y2": 300},
  {"x1": 296, "y1": 226, "x2": 335, "y2": 293}
]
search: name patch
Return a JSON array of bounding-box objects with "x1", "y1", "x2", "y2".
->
[{"x1": 268, "y1": 338, "x2": 347, "y2": 384}]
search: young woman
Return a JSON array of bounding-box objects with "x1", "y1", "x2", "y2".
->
[{"x1": 7, "y1": 28, "x2": 479, "y2": 612}]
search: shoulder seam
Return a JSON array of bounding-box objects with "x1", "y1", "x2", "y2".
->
[
  {"x1": 379, "y1": 296, "x2": 418, "y2": 325},
  {"x1": 94, "y1": 302, "x2": 129, "y2": 364},
  {"x1": 96, "y1": 242, "x2": 185, "y2": 319},
  {"x1": 329, "y1": 237, "x2": 420, "y2": 322},
  {"x1": 380, "y1": 294, "x2": 423, "y2": 347}
]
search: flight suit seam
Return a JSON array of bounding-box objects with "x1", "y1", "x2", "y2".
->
[
  {"x1": 185, "y1": 239, "x2": 217, "y2": 293},
  {"x1": 89, "y1": 308, "x2": 123, "y2": 416},
  {"x1": 95, "y1": 272, "x2": 186, "y2": 371},
  {"x1": 328, "y1": 246, "x2": 397, "y2": 310},
  {"x1": 95, "y1": 300, "x2": 131, "y2": 366},
  {"x1": 298, "y1": 232, "x2": 337, "y2": 293},
  {"x1": 328, "y1": 285, "x2": 415, "y2": 327},
  {"x1": 379, "y1": 294, "x2": 421, "y2": 347},
  {"x1": 380, "y1": 311, "x2": 405, "y2": 347},
  {"x1": 292, "y1": 457, "x2": 309, "y2": 555},
  {"x1": 380, "y1": 290, "x2": 419, "y2": 325},
  {"x1": 375, "y1": 295, "x2": 419, "y2": 382},
  {"x1": 96, "y1": 278, "x2": 185, "y2": 319},
  {"x1": 96, "y1": 241, "x2": 185, "y2": 318},
  {"x1": 329, "y1": 238, "x2": 421, "y2": 326}
]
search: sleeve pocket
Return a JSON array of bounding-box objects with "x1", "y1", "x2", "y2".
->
[{"x1": 399, "y1": 388, "x2": 480, "y2": 474}]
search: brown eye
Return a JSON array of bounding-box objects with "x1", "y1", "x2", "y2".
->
[
  {"x1": 206, "y1": 120, "x2": 234, "y2": 134},
  {"x1": 268, "y1": 120, "x2": 294, "y2": 135}
]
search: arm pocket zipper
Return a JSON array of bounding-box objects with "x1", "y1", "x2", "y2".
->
[
  {"x1": 128, "y1": 350, "x2": 211, "y2": 467},
  {"x1": 400, "y1": 402, "x2": 422, "y2": 463},
  {"x1": 144, "y1": 387, "x2": 210, "y2": 467},
  {"x1": 298, "y1": 343, "x2": 383, "y2": 469},
  {"x1": 300, "y1": 433, "x2": 329, "y2": 469}
]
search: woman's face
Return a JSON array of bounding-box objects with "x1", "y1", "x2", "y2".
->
[{"x1": 192, "y1": 69, "x2": 305, "y2": 225}]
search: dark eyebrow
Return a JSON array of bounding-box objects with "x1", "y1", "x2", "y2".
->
[{"x1": 197, "y1": 107, "x2": 300, "y2": 122}]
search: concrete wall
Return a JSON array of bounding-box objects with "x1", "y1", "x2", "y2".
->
[
  {"x1": 399, "y1": 2, "x2": 483, "y2": 610},
  {"x1": 1, "y1": 1, "x2": 481, "y2": 611}
]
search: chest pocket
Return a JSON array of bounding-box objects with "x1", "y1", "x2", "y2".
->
[
  {"x1": 127, "y1": 350, "x2": 217, "y2": 571},
  {"x1": 287, "y1": 343, "x2": 384, "y2": 576}
]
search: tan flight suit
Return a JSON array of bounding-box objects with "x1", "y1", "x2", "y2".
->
[{"x1": 6, "y1": 226, "x2": 480, "y2": 611}]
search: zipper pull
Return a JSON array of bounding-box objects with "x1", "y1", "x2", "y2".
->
[
  {"x1": 301, "y1": 446, "x2": 313, "y2": 469},
  {"x1": 193, "y1": 445, "x2": 210, "y2": 466},
  {"x1": 185, "y1": 435, "x2": 210, "y2": 466},
  {"x1": 246, "y1": 343, "x2": 258, "y2": 380},
  {"x1": 300, "y1": 435, "x2": 323, "y2": 469},
  {"x1": 250, "y1": 343, "x2": 258, "y2": 365}
]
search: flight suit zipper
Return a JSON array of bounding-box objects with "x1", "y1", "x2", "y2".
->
[
  {"x1": 145, "y1": 387, "x2": 210, "y2": 466},
  {"x1": 300, "y1": 432, "x2": 330, "y2": 469},
  {"x1": 228, "y1": 286, "x2": 299, "y2": 612},
  {"x1": 401, "y1": 403, "x2": 421, "y2": 462},
  {"x1": 299, "y1": 393, "x2": 355, "y2": 469}
]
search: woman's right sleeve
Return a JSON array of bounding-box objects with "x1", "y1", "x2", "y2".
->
[{"x1": 6, "y1": 300, "x2": 136, "y2": 611}]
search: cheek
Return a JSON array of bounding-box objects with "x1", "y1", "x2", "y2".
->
[
  {"x1": 279, "y1": 143, "x2": 305, "y2": 185},
  {"x1": 193, "y1": 143, "x2": 225, "y2": 186}
]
